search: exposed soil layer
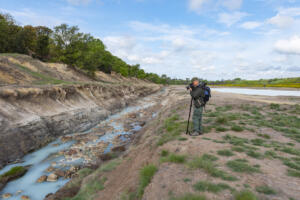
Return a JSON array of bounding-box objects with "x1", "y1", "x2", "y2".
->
[{"x1": 0, "y1": 54, "x2": 161, "y2": 169}]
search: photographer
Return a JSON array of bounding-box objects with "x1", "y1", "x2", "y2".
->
[{"x1": 186, "y1": 78, "x2": 210, "y2": 136}]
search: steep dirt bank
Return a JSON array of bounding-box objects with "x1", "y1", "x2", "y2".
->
[
  {"x1": 0, "y1": 83, "x2": 161, "y2": 169},
  {"x1": 52, "y1": 86, "x2": 300, "y2": 200},
  {"x1": 0, "y1": 54, "x2": 161, "y2": 169}
]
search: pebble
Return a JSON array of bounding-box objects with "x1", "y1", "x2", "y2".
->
[
  {"x1": 2, "y1": 193, "x2": 12, "y2": 199},
  {"x1": 16, "y1": 190, "x2": 23, "y2": 195},
  {"x1": 37, "y1": 175, "x2": 47, "y2": 183},
  {"x1": 47, "y1": 173, "x2": 58, "y2": 182},
  {"x1": 21, "y1": 195, "x2": 31, "y2": 200}
]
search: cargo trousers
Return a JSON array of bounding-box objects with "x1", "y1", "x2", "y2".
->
[{"x1": 192, "y1": 105, "x2": 203, "y2": 133}]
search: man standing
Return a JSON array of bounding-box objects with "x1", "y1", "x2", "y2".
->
[{"x1": 187, "y1": 78, "x2": 207, "y2": 136}]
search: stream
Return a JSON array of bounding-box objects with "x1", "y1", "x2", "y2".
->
[{"x1": 0, "y1": 90, "x2": 164, "y2": 200}]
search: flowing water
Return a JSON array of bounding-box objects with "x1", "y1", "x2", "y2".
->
[
  {"x1": 213, "y1": 88, "x2": 300, "y2": 96},
  {"x1": 0, "y1": 91, "x2": 161, "y2": 200}
]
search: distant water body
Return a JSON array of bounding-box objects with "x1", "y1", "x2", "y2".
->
[{"x1": 213, "y1": 88, "x2": 300, "y2": 97}]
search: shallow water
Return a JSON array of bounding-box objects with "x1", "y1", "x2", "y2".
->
[
  {"x1": 213, "y1": 88, "x2": 300, "y2": 97},
  {"x1": 0, "y1": 92, "x2": 159, "y2": 200}
]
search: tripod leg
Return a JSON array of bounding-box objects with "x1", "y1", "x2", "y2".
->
[{"x1": 186, "y1": 98, "x2": 193, "y2": 135}]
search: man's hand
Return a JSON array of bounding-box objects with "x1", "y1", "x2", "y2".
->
[{"x1": 189, "y1": 88, "x2": 192, "y2": 91}]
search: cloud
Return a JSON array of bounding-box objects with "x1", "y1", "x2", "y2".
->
[
  {"x1": 66, "y1": 0, "x2": 92, "y2": 5},
  {"x1": 188, "y1": 0, "x2": 210, "y2": 13},
  {"x1": 274, "y1": 35, "x2": 300, "y2": 55},
  {"x1": 221, "y1": 0, "x2": 243, "y2": 10},
  {"x1": 287, "y1": 66, "x2": 300, "y2": 71},
  {"x1": 218, "y1": 12, "x2": 248, "y2": 26},
  {"x1": 267, "y1": 14, "x2": 294, "y2": 28},
  {"x1": 240, "y1": 21, "x2": 262, "y2": 29},
  {"x1": 0, "y1": 8, "x2": 65, "y2": 27},
  {"x1": 187, "y1": 0, "x2": 243, "y2": 13}
]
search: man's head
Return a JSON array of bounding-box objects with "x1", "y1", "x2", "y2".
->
[{"x1": 192, "y1": 77, "x2": 199, "y2": 86}]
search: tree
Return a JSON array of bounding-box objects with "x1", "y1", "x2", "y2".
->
[{"x1": 35, "y1": 26, "x2": 52, "y2": 60}]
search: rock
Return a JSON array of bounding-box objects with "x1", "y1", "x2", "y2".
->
[
  {"x1": 16, "y1": 190, "x2": 23, "y2": 195},
  {"x1": 98, "y1": 153, "x2": 113, "y2": 161},
  {"x1": 66, "y1": 149, "x2": 77, "y2": 156},
  {"x1": 21, "y1": 195, "x2": 31, "y2": 200},
  {"x1": 55, "y1": 170, "x2": 66, "y2": 177},
  {"x1": 47, "y1": 173, "x2": 58, "y2": 182},
  {"x1": 2, "y1": 193, "x2": 12, "y2": 199},
  {"x1": 61, "y1": 136, "x2": 73, "y2": 143},
  {"x1": 112, "y1": 145, "x2": 126, "y2": 152},
  {"x1": 69, "y1": 166, "x2": 80, "y2": 173},
  {"x1": 37, "y1": 175, "x2": 47, "y2": 183},
  {"x1": 45, "y1": 166, "x2": 55, "y2": 172}
]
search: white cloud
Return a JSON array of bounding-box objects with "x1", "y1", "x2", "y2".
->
[
  {"x1": 218, "y1": 12, "x2": 248, "y2": 26},
  {"x1": 66, "y1": 0, "x2": 92, "y2": 5},
  {"x1": 187, "y1": 0, "x2": 243, "y2": 14},
  {"x1": 188, "y1": 0, "x2": 210, "y2": 13},
  {"x1": 267, "y1": 14, "x2": 294, "y2": 28},
  {"x1": 274, "y1": 35, "x2": 300, "y2": 55},
  {"x1": 0, "y1": 8, "x2": 65, "y2": 27},
  {"x1": 221, "y1": 0, "x2": 243, "y2": 10},
  {"x1": 240, "y1": 21, "x2": 262, "y2": 29}
]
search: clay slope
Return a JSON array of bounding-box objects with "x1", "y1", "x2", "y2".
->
[{"x1": 0, "y1": 54, "x2": 160, "y2": 168}]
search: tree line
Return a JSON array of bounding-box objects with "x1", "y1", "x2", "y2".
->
[{"x1": 0, "y1": 13, "x2": 187, "y2": 84}]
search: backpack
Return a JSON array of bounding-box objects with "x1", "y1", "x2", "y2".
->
[
  {"x1": 204, "y1": 86, "x2": 211, "y2": 103},
  {"x1": 190, "y1": 83, "x2": 211, "y2": 108}
]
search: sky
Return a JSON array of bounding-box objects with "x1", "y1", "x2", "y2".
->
[{"x1": 0, "y1": 0, "x2": 300, "y2": 80}]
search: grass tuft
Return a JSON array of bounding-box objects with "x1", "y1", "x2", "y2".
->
[
  {"x1": 234, "y1": 190, "x2": 258, "y2": 200},
  {"x1": 193, "y1": 180, "x2": 232, "y2": 193},
  {"x1": 217, "y1": 149, "x2": 235, "y2": 157},
  {"x1": 170, "y1": 193, "x2": 206, "y2": 200},
  {"x1": 227, "y1": 159, "x2": 260, "y2": 173},
  {"x1": 255, "y1": 185, "x2": 276, "y2": 195},
  {"x1": 161, "y1": 153, "x2": 187, "y2": 164},
  {"x1": 137, "y1": 165, "x2": 158, "y2": 198}
]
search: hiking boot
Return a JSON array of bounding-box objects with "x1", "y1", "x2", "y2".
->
[{"x1": 190, "y1": 131, "x2": 200, "y2": 136}]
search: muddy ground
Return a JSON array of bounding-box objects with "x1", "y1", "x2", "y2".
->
[{"x1": 46, "y1": 86, "x2": 300, "y2": 200}]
